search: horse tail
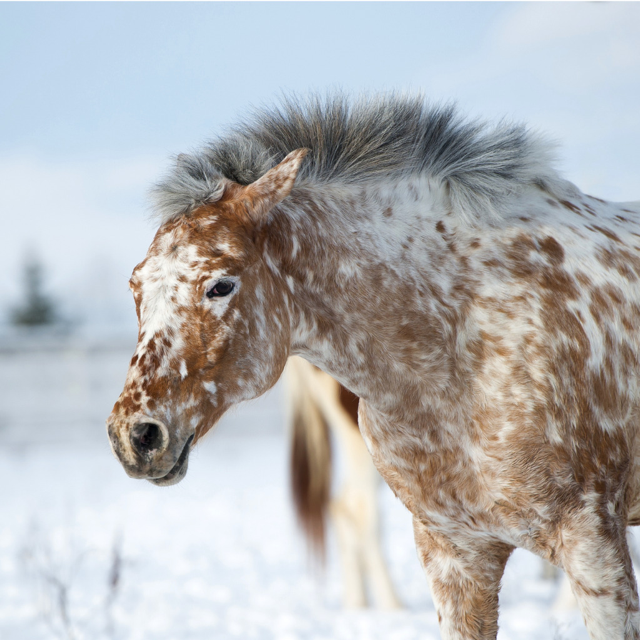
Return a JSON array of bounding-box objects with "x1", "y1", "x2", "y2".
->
[{"x1": 285, "y1": 356, "x2": 333, "y2": 563}]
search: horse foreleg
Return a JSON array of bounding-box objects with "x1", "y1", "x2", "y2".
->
[
  {"x1": 560, "y1": 512, "x2": 640, "y2": 639},
  {"x1": 413, "y1": 518, "x2": 513, "y2": 640}
]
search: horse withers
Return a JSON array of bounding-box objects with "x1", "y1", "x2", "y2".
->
[{"x1": 107, "y1": 95, "x2": 640, "y2": 639}]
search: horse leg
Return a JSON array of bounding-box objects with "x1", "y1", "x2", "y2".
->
[
  {"x1": 560, "y1": 514, "x2": 640, "y2": 639},
  {"x1": 331, "y1": 423, "x2": 402, "y2": 608},
  {"x1": 349, "y1": 446, "x2": 403, "y2": 610},
  {"x1": 553, "y1": 571, "x2": 578, "y2": 612},
  {"x1": 330, "y1": 496, "x2": 367, "y2": 608},
  {"x1": 413, "y1": 518, "x2": 513, "y2": 640},
  {"x1": 331, "y1": 481, "x2": 402, "y2": 610},
  {"x1": 541, "y1": 559, "x2": 560, "y2": 580},
  {"x1": 315, "y1": 379, "x2": 401, "y2": 609},
  {"x1": 543, "y1": 558, "x2": 579, "y2": 612},
  {"x1": 330, "y1": 450, "x2": 402, "y2": 609},
  {"x1": 359, "y1": 481, "x2": 403, "y2": 610}
]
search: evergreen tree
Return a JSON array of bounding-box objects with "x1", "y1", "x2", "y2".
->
[{"x1": 11, "y1": 254, "x2": 56, "y2": 326}]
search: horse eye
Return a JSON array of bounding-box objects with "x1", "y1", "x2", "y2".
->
[{"x1": 206, "y1": 280, "x2": 235, "y2": 298}]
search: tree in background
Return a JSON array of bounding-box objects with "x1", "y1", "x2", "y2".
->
[{"x1": 11, "y1": 253, "x2": 57, "y2": 327}]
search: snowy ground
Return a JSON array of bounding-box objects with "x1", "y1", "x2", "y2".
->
[{"x1": 0, "y1": 336, "x2": 594, "y2": 639}]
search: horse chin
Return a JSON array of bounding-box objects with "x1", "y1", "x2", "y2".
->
[{"x1": 148, "y1": 434, "x2": 194, "y2": 487}]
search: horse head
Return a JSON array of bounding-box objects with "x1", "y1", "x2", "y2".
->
[{"x1": 107, "y1": 149, "x2": 307, "y2": 485}]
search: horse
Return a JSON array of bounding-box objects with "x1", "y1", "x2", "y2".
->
[
  {"x1": 107, "y1": 94, "x2": 640, "y2": 639},
  {"x1": 287, "y1": 356, "x2": 614, "y2": 614},
  {"x1": 285, "y1": 355, "x2": 401, "y2": 609}
]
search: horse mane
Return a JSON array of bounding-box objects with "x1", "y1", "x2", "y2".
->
[{"x1": 152, "y1": 93, "x2": 562, "y2": 224}]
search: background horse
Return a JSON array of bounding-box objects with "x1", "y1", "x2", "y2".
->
[
  {"x1": 108, "y1": 94, "x2": 640, "y2": 639},
  {"x1": 286, "y1": 355, "x2": 401, "y2": 609}
]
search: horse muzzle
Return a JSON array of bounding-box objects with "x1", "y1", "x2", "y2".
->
[{"x1": 107, "y1": 416, "x2": 194, "y2": 486}]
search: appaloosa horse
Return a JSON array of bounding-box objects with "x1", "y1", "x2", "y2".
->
[{"x1": 107, "y1": 95, "x2": 640, "y2": 639}]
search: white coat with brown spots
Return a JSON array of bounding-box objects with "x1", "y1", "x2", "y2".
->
[{"x1": 107, "y1": 96, "x2": 640, "y2": 639}]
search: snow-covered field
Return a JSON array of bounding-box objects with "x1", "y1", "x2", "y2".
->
[{"x1": 0, "y1": 336, "x2": 594, "y2": 639}]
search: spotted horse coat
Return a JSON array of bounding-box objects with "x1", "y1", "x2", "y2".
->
[{"x1": 107, "y1": 95, "x2": 640, "y2": 639}]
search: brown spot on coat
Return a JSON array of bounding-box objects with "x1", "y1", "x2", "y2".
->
[
  {"x1": 539, "y1": 237, "x2": 565, "y2": 266},
  {"x1": 561, "y1": 200, "x2": 586, "y2": 216},
  {"x1": 591, "y1": 225, "x2": 622, "y2": 243}
]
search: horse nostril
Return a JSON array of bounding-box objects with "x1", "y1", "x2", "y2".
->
[{"x1": 131, "y1": 422, "x2": 164, "y2": 455}]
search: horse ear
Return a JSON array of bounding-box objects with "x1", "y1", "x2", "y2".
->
[{"x1": 239, "y1": 148, "x2": 308, "y2": 224}]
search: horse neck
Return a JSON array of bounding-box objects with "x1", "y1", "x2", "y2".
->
[{"x1": 264, "y1": 177, "x2": 471, "y2": 412}]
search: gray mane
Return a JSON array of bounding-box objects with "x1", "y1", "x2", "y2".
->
[{"x1": 152, "y1": 93, "x2": 561, "y2": 223}]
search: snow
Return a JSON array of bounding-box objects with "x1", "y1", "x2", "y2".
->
[{"x1": 0, "y1": 337, "x2": 592, "y2": 639}]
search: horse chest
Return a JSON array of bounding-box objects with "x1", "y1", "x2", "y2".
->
[{"x1": 358, "y1": 404, "x2": 495, "y2": 526}]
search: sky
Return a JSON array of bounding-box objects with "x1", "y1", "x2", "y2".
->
[{"x1": 1, "y1": 2, "x2": 639, "y2": 332}]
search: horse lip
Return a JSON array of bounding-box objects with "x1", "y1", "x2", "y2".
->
[{"x1": 148, "y1": 434, "x2": 194, "y2": 486}]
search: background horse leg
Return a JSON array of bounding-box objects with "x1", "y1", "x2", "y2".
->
[
  {"x1": 553, "y1": 571, "x2": 578, "y2": 612},
  {"x1": 413, "y1": 518, "x2": 512, "y2": 640},
  {"x1": 331, "y1": 495, "x2": 367, "y2": 607},
  {"x1": 359, "y1": 480, "x2": 403, "y2": 610},
  {"x1": 286, "y1": 357, "x2": 401, "y2": 609},
  {"x1": 330, "y1": 427, "x2": 402, "y2": 609},
  {"x1": 322, "y1": 378, "x2": 401, "y2": 609},
  {"x1": 560, "y1": 513, "x2": 640, "y2": 639},
  {"x1": 541, "y1": 559, "x2": 560, "y2": 580}
]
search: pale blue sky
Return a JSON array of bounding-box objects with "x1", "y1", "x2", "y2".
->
[
  {"x1": 1, "y1": 3, "x2": 504, "y2": 157},
  {"x1": 1, "y1": 2, "x2": 639, "y2": 330}
]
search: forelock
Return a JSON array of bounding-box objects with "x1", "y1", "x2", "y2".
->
[{"x1": 150, "y1": 154, "x2": 227, "y2": 225}]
